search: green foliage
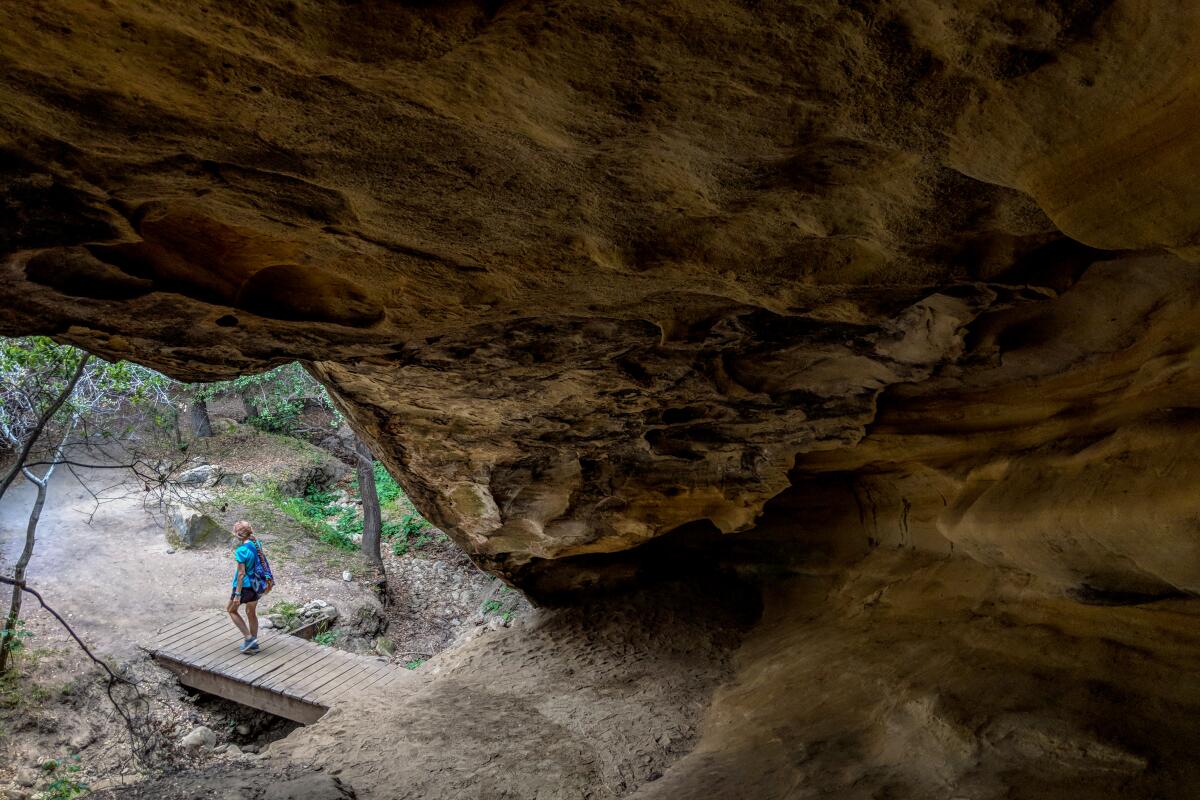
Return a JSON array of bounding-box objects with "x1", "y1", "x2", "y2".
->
[
  {"x1": 39, "y1": 755, "x2": 87, "y2": 799},
  {"x1": 273, "y1": 485, "x2": 358, "y2": 552},
  {"x1": 241, "y1": 460, "x2": 437, "y2": 560},
  {"x1": 0, "y1": 619, "x2": 32, "y2": 661},
  {"x1": 481, "y1": 599, "x2": 502, "y2": 615},
  {"x1": 193, "y1": 362, "x2": 340, "y2": 434},
  {"x1": 42, "y1": 777, "x2": 88, "y2": 799},
  {"x1": 0, "y1": 337, "x2": 175, "y2": 452},
  {"x1": 404, "y1": 659, "x2": 425, "y2": 670},
  {"x1": 269, "y1": 601, "x2": 302, "y2": 630},
  {"x1": 371, "y1": 462, "x2": 401, "y2": 505},
  {"x1": 314, "y1": 630, "x2": 340, "y2": 646}
]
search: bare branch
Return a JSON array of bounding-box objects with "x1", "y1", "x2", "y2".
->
[{"x1": 0, "y1": 352, "x2": 90, "y2": 500}]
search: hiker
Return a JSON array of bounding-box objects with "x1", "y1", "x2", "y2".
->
[{"x1": 227, "y1": 520, "x2": 273, "y2": 653}]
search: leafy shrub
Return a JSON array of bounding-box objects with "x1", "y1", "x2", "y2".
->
[
  {"x1": 194, "y1": 362, "x2": 340, "y2": 435},
  {"x1": 372, "y1": 462, "x2": 401, "y2": 505},
  {"x1": 0, "y1": 619, "x2": 32, "y2": 661},
  {"x1": 481, "y1": 599, "x2": 502, "y2": 615},
  {"x1": 43, "y1": 778, "x2": 88, "y2": 800},
  {"x1": 39, "y1": 756, "x2": 87, "y2": 799},
  {"x1": 314, "y1": 630, "x2": 340, "y2": 646}
]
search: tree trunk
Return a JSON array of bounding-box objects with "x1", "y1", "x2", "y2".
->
[
  {"x1": 0, "y1": 470, "x2": 49, "y2": 673},
  {"x1": 356, "y1": 439, "x2": 384, "y2": 576},
  {"x1": 191, "y1": 397, "x2": 213, "y2": 438}
]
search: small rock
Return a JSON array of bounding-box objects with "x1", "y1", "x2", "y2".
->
[
  {"x1": 241, "y1": 473, "x2": 257, "y2": 486},
  {"x1": 236, "y1": 723, "x2": 251, "y2": 736},
  {"x1": 262, "y1": 618, "x2": 275, "y2": 629},
  {"x1": 242, "y1": 744, "x2": 259, "y2": 754},
  {"x1": 180, "y1": 725, "x2": 217, "y2": 752},
  {"x1": 226, "y1": 744, "x2": 243, "y2": 756},
  {"x1": 165, "y1": 548, "x2": 176, "y2": 555},
  {"x1": 15, "y1": 767, "x2": 38, "y2": 787},
  {"x1": 68, "y1": 729, "x2": 94, "y2": 752},
  {"x1": 3, "y1": 789, "x2": 33, "y2": 800}
]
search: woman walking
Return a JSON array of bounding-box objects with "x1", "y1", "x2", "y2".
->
[{"x1": 227, "y1": 520, "x2": 272, "y2": 653}]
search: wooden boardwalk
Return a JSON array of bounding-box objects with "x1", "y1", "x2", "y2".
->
[{"x1": 151, "y1": 612, "x2": 399, "y2": 723}]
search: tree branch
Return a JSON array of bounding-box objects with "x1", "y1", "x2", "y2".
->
[
  {"x1": 0, "y1": 575, "x2": 149, "y2": 761},
  {"x1": 0, "y1": 353, "x2": 90, "y2": 500}
]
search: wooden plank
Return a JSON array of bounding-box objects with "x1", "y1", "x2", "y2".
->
[
  {"x1": 153, "y1": 612, "x2": 211, "y2": 642},
  {"x1": 285, "y1": 655, "x2": 366, "y2": 703},
  {"x1": 276, "y1": 650, "x2": 349, "y2": 694},
  {"x1": 285, "y1": 655, "x2": 367, "y2": 701},
  {"x1": 255, "y1": 646, "x2": 341, "y2": 691},
  {"x1": 231, "y1": 650, "x2": 301, "y2": 688},
  {"x1": 318, "y1": 666, "x2": 395, "y2": 704},
  {"x1": 201, "y1": 629, "x2": 289, "y2": 676},
  {"x1": 169, "y1": 624, "x2": 235, "y2": 660},
  {"x1": 200, "y1": 641, "x2": 261, "y2": 678},
  {"x1": 157, "y1": 660, "x2": 326, "y2": 724},
  {"x1": 159, "y1": 626, "x2": 229, "y2": 662},
  {"x1": 182, "y1": 631, "x2": 246, "y2": 668},
  {"x1": 155, "y1": 617, "x2": 229, "y2": 651},
  {"x1": 300, "y1": 660, "x2": 378, "y2": 704},
  {"x1": 224, "y1": 634, "x2": 300, "y2": 681},
  {"x1": 254, "y1": 643, "x2": 342, "y2": 689},
  {"x1": 159, "y1": 617, "x2": 232, "y2": 653}
]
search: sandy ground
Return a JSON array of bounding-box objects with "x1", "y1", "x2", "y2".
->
[{"x1": 102, "y1": 552, "x2": 1200, "y2": 800}]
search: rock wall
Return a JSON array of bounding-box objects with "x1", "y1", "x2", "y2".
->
[{"x1": 2, "y1": 1, "x2": 1200, "y2": 597}]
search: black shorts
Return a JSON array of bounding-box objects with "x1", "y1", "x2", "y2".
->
[{"x1": 236, "y1": 587, "x2": 259, "y2": 604}]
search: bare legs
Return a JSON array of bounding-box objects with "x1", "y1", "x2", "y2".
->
[
  {"x1": 228, "y1": 604, "x2": 250, "y2": 637},
  {"x1": 244, "y1": 601, "x2": 258, "y2": 639}
]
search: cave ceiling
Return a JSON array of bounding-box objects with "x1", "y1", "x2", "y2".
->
[{"x1": 3, "y1": 0, "x2": 1199, "y2": 596}]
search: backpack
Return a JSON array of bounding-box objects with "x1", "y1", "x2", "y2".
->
[{"x1": 246, "y1": 539, "x2": 275, "y2": 594}]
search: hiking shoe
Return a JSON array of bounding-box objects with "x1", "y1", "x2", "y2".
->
[
  {"x1": 248, "y1": 639, "x2": 260, "y2": 653},
  {"x1": 239, "y1": 637, "x2": 257, "y2": 653}
]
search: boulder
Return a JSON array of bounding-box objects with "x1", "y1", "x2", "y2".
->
[
  {"x1": 179, "y1": 726, "x2": 217, "y2": 752},
  {"x1": 350, "y1": 603, "x2": 387, "y2": 638},
  {"x1": 165, "y1": 504, "x2": 227, "y2": 549},
  {"x1": 277, "y1": 458, "x2": 349, "y2": 497},
  {"x1": 214, "y1": 468, "x2": 244, "y2": 487},
  {"x1": 177, "y1": 464, "x2": 215, "y2": 486}
]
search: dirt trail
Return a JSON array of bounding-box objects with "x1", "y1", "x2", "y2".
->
[{"x1": 0, "y1": 465, "x2": 371, "y2": 661}]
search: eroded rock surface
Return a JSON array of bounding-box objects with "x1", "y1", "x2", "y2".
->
[{"x1": 1, "y1": 1, "x2": 1199, "y2": 600}]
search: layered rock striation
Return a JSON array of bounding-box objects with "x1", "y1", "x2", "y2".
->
[{"x1": 2, "y1": 0, "x2": 1199, "y2": 599}]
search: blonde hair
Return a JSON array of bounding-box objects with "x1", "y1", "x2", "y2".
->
[{"x1": 233, "y1": 520, "x2": 254, "y2": 539}]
